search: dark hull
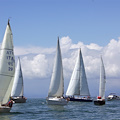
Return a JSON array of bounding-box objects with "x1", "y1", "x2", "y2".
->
[
  {"x1": 11, "y1": 97, "x2": 27, "y2": 103},
  {"x1": 94, "y1": 100, "x2": 105, "y2": 105},
  {"x1": 69, "y1": 98, "x2": 93, "y2": 102}
]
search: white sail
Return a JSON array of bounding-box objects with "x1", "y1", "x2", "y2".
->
[
  {"x1": 48, "y1": 38, "x2": 64, "y2": 97},
  {"x1": 0, "y1": 20, "x2": 15, "y2": 105},
  {"x1": 11, "y1": 57, "x2": 24, "y2": 97},
  {"x1": 99, "y1": 57, "x2": 106, "y2": 99},
  {"x1": 80, "y1": 50, "x2": 90, "y2": 96},
  {"x1": 66, "y1": 49, "x2": 90, "y2": 96},
  {"x1": 66, "y1": 49, "x2": 80, "y2": 96}
]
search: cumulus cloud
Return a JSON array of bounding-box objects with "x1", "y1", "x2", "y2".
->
[
  {"x1": 14, "y1": 36, "x2": 120, "y2": 80},
  {"x1": 86, "y1": 43, "x2": 103, "y2": 50},
  {"x1": 60, "y1": 36, "x2": 72, "y2": 52},
  {"x1": 103, "y1": 39, "x2": 120, "y2": 78},
  {"x1": 13, "y1": 36, "x2": 120, "y2": 97},
  {"x1": 21, "y1": 54, "x2": 49, "y2": 79}
]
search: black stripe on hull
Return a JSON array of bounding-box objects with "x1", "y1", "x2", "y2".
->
[{"x1": 69, "y1": 98, "x2": 93, "y2": 102}]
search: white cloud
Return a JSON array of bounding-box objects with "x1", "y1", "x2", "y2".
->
[
  {"x1": 14, "y1": 37, "x2": 120, "y2": 80},
  {"x1": 86, "y1": 43, "x2": 103, "y2": 50},
  {"x1": 13, "y1": 36, "x2": 120, "y2": 97},
  {"x1": 70, "y1": 41, "x2": 84, "y2": 49},
  {"x1": 60, "y1": 36, "x2": 72, "y2": 53},
  {"x1": 102, "y1": 39, "x2": 120, "y2": 78},
  {"x1": 21, "y1": 54, "x2": 53, "y2": 79}
]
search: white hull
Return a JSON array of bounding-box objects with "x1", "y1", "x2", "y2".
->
[
  {"x1": 107, "y1": 94, "x2": 120, "y2": 101},
  {"x1": 47, "y1": 97, "x2": 68, "y2": 105},
  {"x1": 0, "y1": 106, "x2": 11, "y2": 113}
]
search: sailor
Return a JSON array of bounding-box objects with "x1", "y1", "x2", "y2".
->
[
  {"x1": 7, "y1": 100, "x2": 13, "y2": 107},
  {"x1": 1, "y1": 100, "x2": 13, "y2": 107}
]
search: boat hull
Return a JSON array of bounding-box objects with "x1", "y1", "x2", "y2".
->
[
  {"x1": 94, "y1": 100, "x2": 105, "y2": 105},
  {"x1": 69, "y1": 97, "x2": 93, "y2": 102},
  {"x1": 47, "y1": 97, "x2": 68, "y2": 105},
  {"x1": 107, "y1": 94, "x2": 120, "y2": 101},
  {"x1": 0, "y1": 106, "x2": 11, "y2": 113},
  {"x1": 11, "y1": 97, "x2": 27, "y2": 103}
]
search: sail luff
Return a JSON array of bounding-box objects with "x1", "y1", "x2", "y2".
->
[
  {"x1": 0, "y1": 20, "x2": 15, "y2": 105},
  {"x1": 11, "y1": 57, "x2": 24, "y2": 97},
  {"x1": 48, "y1": 38, "x2": 64, "y2": 97},
  {"x1": 99, "y1": 56, "x2": 106, "y2": 99}
]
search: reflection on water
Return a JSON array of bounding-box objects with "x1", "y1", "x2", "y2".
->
[
  {"x1": 0, "y1": 114, "x2": 12, "y2": 120},
  {"x1": 47, "y1": 105, "x2": 68, "y2": 120},
  {"x1": 0, "y1": 111, "x2": 24, "y2": 120},
  {"x1": 48, "y1": 105, "x2": 66, "y2": 111}
]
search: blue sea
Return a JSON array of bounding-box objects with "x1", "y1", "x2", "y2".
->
[{"x1": 0, "y1": 98, "x2": 120, "y2": 120}]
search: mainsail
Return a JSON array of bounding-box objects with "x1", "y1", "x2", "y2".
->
[
  {"x1": 11, "y1": 57, "x2": 24, "y2": 97},
  {"x1": 0, "y1": 20, "x2": 15, "y2": 105},
  {"x1": 48, "y1": 38, "x2": 64, "y2": 97},
  {"x1": 66, "y1": 49, "x2": 90, "y2": 96},
  {"x1": 99, "y1": 57, "x2": 106, "y2": 99}
]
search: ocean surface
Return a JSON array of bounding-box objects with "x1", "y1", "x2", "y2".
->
[{"x1": 0, "y1": 98, "x2": 120, "y2": 120}]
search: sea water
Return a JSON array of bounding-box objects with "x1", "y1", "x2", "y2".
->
[{"x1": 0, "y1": 98, "x2": 120, "y2": 120}]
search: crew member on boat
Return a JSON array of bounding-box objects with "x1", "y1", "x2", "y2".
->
[{"x1": 2, "y1": 100, "x2": 13, "y2": 108}]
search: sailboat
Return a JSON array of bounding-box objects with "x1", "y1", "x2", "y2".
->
[
  {"x1": 10, "y1": 57, "x2": 27, "y2": 103},
  {"x1": 0, "y1": 20, "x2": 15, "y2": 112},
  {"x1": 94, "y1": 56, "x2": 106, "y2": 105},
  {"x1": 66, "y1": 49, "x2": 92, "y2": 102},
  {"x1": 46, "y1": 37, "x2": 68, "y2": 105}
]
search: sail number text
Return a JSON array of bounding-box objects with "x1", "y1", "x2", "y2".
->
[{"x1": 6, "y1": 51, "x2": 15, "y2": 71}]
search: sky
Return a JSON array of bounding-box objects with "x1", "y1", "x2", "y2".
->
[{"x1": 0, "y1": 0, "x2": 120, "y2": 98}]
